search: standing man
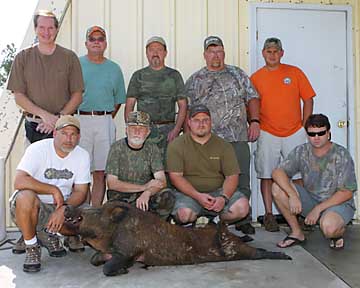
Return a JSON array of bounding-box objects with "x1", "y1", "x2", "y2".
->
[
  {"x1": 7, "y1": 10, "x2": 84, "y2": 144},
  {"x1": 167, "y1": 104, "x2": 249, "y2": 225},
  {"x1": 7, "y1": 9, "x2": 84, "y2": 253},
  {"x1": 251, "y1": 37, "x2": 315, "y2": 232},
  {"x1": 185, "y1": 36, "x2": 259, "y2": 234},
  {"x1": 10, "y1": 115, "x2": 91, "y2": 272},
  {"x1": 77, "y1": 26, "x2": 126, "y2": 206},
  {"x1": 272, "y1": 114, "x2": 356, "y2": 249},
  {"x1": 125, "y1": 36, "x2": 187, "y2": 156},
  {"x1": 106, "y1": 111, "x2": 174, "y2": 219}
]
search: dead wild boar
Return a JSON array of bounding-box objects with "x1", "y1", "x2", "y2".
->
[{"x1": 64, "y1": 201, "x2": 291, "y2": 276}]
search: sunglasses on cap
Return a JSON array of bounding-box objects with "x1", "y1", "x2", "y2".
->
[
  {"x1": 306, "y1": 130, "x2": 327, "y2": 137},
  {"x1": 88, "y1": 36, "x2": 105, "y2": 43}
]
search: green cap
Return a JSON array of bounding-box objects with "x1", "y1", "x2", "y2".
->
[
  {"x1": 127, "y1": 111, "x2": 151, "y2": 127},
  {"x1": 263, "y1": 37, "x2": 283, "y2": 50}
]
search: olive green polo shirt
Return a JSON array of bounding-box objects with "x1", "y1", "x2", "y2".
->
[{"x1": 166, "y1": 133, "x2": 240, "y2": 192}]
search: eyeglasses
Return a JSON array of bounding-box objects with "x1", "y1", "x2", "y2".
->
[
  {"x1": 191, "y1": 118, "x2": 211, "y2": 125},
  {"x1": 88, "y1": 36, "x2": 105, "y2": 43},
  {"x1": 306, "y1": 130, "x2": 327, "y2": 137}
]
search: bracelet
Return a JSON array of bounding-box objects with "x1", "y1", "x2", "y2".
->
[
  {"x1": 219, "y1": 194, "x2": 229, "y2": 205},
  {"x1": 250, "y1": 119, "x2": 260, "y2": 124}
]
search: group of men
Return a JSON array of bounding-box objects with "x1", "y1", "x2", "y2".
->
[{"x1": 6, "y1": 10, "x2": 357, "y2": 273}]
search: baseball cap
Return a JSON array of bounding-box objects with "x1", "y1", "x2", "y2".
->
[
  {"x1": 55, "y1": 115, "x2": 80, "y2": 131},
  {"x1": 146, "y1": 36, "x2": 167, "y2": 49},
  {"x1": 189, "y1": 104, "x2": 211, "y2": 118},
  {"x1": 127, "y1": 111, "x2": 151, "y2": 127},
  {"x1": 263, "y1": 37, "x2": 283, "y2": 50},
  {"x1": 86, "y1": 26, "x2": 106, "y2": 40},
  {"x1": 204, "y1": 36, "x2": 224, "y2": 50}
]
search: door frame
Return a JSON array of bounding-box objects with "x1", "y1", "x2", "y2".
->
[{"x1": 248, "y1": 3, "x2": 355, "y2": 220}]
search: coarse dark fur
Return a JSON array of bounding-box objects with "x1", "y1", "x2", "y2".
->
[{"x1": 64, "y1": 201, "x2": 291, "y2": 276}]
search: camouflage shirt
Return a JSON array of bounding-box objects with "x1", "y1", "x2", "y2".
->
[
  {"x1": 185, "y1": 65, "x2": 259, "y2": 142},
  {"x1": 105, "y1": 138, "x2": 163, "y2": 186},
  {"x1": 279, "y1": 142, "x2": 357, "y2": 208},
  {"x1": 127, "y1": 66, "x2": 186, "y2": 122}
]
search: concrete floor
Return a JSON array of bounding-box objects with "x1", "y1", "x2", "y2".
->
[{"x1": 0, "y1": 228, "x2": 350, "y2": 288}]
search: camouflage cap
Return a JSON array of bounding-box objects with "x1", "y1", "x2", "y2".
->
[
  {"x1": 263, "y1": 37, "x2": 283, "y2": 50},
  {"x1": 55, "y1": 115, "x2": 80, "y2": 131},
  {"x1": 204, "y1": 36, "x2": 224, "y2": 50},
  {"x1": 189, "y1": 104, "x2": 211, "y2": 118},
  {"x1": 127, "y1": 111, "x2": 151, "y2": 127},
  {"x1": 146, "y1": 36, "x2": 167, "y2": 49},
  {"x1": 86, "y1": 25, "x2": 106, "y2": 40}
]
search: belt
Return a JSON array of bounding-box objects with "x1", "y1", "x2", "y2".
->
[
  {"x1": 23, "y1": 112, "x2": 41, "y2": 119},
  {"x1": 78, "y1": 110, "x2": 112, "y2": 116},
  {"x1": 152, "y1": 120, "x2": 175, "y2": 125}
]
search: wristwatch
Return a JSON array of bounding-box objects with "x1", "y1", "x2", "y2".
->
[
  {"x1": 219, "y1": 194, "x2": 229, "y2": 205},
  {"x1": 250, "y1": 119, "x2": 260, "y2": 124}
]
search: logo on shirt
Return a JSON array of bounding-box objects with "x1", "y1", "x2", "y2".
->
[
  {"x1": 209, "y1": 156, "x2": 220, "y2": 160},
  {"x1": 44, "y1": 168, "x2": 74, "y2": 180},
  {"x1": 283, "y1": 77, "x2": 291, "y2": 85}
]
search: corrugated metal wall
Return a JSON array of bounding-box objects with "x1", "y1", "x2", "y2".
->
[{"x1": 5, "y1": 0, "x2": 360, "y2": 226}]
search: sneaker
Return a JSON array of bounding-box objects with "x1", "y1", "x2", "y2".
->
[
  {"x1": 235, "y1": 222, "x2": 256, "y2": 235},
  {"x1": 37, "y1": 230, "x2": 67, "y2": 257},
  {"x1": 264, "y1": 213, "x2": 280, "y2": 232},
  {"x1": 64, "y1": 235, "x2": 85, "y2": 252},
  {"x1": 23, "y1": 243, "x2": 41, "y2": 273},
  {"x1": 12, "y1": 235, "x2": 26, "y2": 254}
]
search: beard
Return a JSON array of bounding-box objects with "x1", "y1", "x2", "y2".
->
[
  {"x1": 128, "y1": 136, "x2": 146, "y2": 147},
  {"x1": 150, "y1": 56, "x2": 161, "y2": 67}
]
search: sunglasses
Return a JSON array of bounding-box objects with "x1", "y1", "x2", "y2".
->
[
  {"x1": 306, "y1": 130, "x2": 327, "y2": 137},
  {"x1": 88, "y1": 36, "x2": 105, "y2": 43}
]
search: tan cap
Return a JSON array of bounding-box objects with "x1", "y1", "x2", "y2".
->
[{"x1": 55, "y1": 115, "x2": 80, "y2": 131}]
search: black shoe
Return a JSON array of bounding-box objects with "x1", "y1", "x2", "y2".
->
[{"x1": 235, "y1": 222, "x2": 255, "y2": 235}]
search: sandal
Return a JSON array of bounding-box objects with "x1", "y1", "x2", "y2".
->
[
  {"x1": 330, "y1": 237, "x2": 344, "y2": 250},
  {"x1": 277, "y1": 235, "x2": 306, "y2": 248}
]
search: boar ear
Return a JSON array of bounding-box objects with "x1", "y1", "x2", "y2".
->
[{"x1": 110, "y1": 207, "x2": 128, "y2": 223}]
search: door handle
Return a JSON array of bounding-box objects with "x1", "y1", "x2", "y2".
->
[{"x1": 337, "y1": 120, "x2": 348, "y2": 128}]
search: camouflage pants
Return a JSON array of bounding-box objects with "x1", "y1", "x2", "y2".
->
[
  {"x1": 148, "y1": 123, "x2": 175, "y2": 159},
  {"x1": 107, "y1": 188, "x2": 175, "y2": 220}
]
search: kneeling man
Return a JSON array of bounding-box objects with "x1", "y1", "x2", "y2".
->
[
  {"x1": 273, "y1": 114, "x2": 357, "y2": 249},
  {"x1": 106, "y1": 111, "x2": 174, "y2": 219},
  {"x1": 10, "y1": 115, "x2": 91, "y2": 272},
  {"x1": 167, "y1": 104, "x2": 249, "y2": 225}
]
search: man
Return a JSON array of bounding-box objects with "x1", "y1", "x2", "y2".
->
[
  {"x1": 272, "y1": 114, "x2": 356, "y2": 249},
  {"x1": 185, "y1": 36, "x2": 259, "y2": 234},
  {"x1": 251, "y1": 37, "x2": 315, "y2": 232},
  {"x1": 9, "y1": 115, "x2": 91, "y2": 272},
  {"x1": 106, "y1": 111, "x2": 174, "y2": 219},
  {"x1": 167, "y1": 104, "x2": 249, "y2": 226},
  {"x1": 125, "y1": 36, "x2": 187, "y2": 156},
  {"x1": 7, "y1": 10, "x2": 83, "y2": 144},
  {"x1": 77, "y1": 25, "x2": 126, "y2": 207},
  {"x1": 7, "y1": 9, "x2": 84, "y2": 254}
]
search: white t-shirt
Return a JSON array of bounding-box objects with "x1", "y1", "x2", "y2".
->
[{"x1": 16, "y1": 139, "x2": 91, "y2": 204}]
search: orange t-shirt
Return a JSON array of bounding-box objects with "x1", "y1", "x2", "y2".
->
[{"x1": 250, "y1": 64, "x2": 315, "y2": 137}]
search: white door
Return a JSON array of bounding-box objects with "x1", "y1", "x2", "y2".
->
[{"x1": 249, "y1": 4, "x2": 354, "y2": 219}]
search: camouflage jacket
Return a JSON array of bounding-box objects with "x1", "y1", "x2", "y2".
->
[
  {"x1": 105, "y1": 138, "x2": 164, "y2": 186},
  {"x1": 279, "y1": 142, "x2": 357, "y2": 208},
  {"x1": 127, "y1": 66, "x2": 186, "y2": 122},
  {"x1": 185, "y1": 65, "x2": 259, "y2": 142}
]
